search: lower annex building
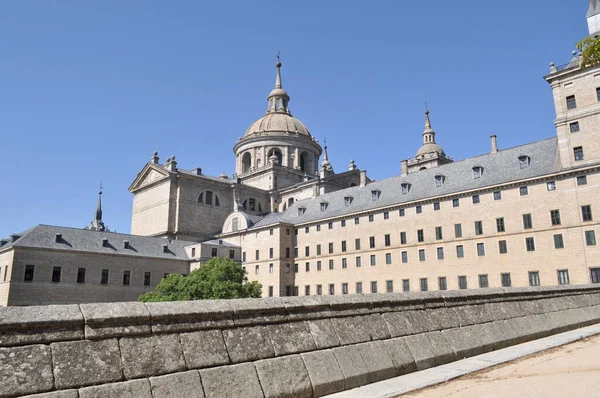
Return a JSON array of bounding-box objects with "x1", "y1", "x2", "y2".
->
[{"x1": 2, "y1": 1, "x2": 600, "y2": 304}]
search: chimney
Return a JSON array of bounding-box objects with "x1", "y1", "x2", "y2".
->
[
  {"x1": 400, "y1": 160, "x2": 408, "y2": 176},
  {"x1": 55, "y1": 233, "x2": 62, "y2": 243},
  {"x1": 359, "y1": 170, "x2": 367, "y2": 188},
  {"x1": 490, "y1": 135, "x2": 498, "y2": 154}
]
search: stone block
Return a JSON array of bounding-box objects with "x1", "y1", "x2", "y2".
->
[
  {"x1": 145, "y1": 300, "x2": 234, "y2": 334},
  {"x1": 357, "y1": 341, "x2": 396, "y2": 383},
  {"x1": 228, "y1": 297, "x2": 287, "y2": 326},
  {"x1": 364, "y1": 314, "x2": 391, "y2": 340},
  {"x1": 404, "y1": 333, "x2": 436, "y2": 370},
  {"x1": 442, "y1": 326, "x2": 484, "y2": 359},
  {"x1": 119, "y1": 334, "x2": 186, "y2": 379},
  {"x1": 266, "y1": 321, "x2": 316, "y2": 356},
  {"x1": 0, "y1": 344, "x2": 54, "y2": 397},
  {"x1": 426, "y1": 331, "x2": 456, "y2": 365},
  {"x1": 0, "y1": 304, "x2": 83, "y2": 347},
  {"x1": 381, "y1": 312, "x2": 413, "y2": 337},
  {"x1": 300, "y1": 350, "x2": 345, "y2": 397},
  {"x1": 80, "y1": 302, "x2": 151, "y2": 339},
  {"x1": 468, "y1": 323, "x2": 497, "y2": 353},
  {"x1": 21, "y1": 391, "x2": 78, "y2": 398},
  {"x1": 279, "y1": 296, "x2": 333, "y2": 321},
  {"x1": 200, "y1": 363, "x2": 264, "y2": 398},
  {"x1": 255, "y1": 355, "x2": 312, "y2": 398},
  {"x1": 383, "y1": 337, "x2": 417, "y2": 376},
  {"x1": 402, "y1": 311, "x2": 429, "y2": 334},
  {"x1": 150, "y1": 370, "x2": 204, "y2": 398},
  {"x1": 323, "y1": 295, "x2": 371, "y2": 317},
  {"x1": 420, "y1": 307, "x2": 459, "y2": 331},
  {"x1": 179, "y1": 329, "x2": 230, "y2": 369},
  {"x1": 329, "y1": 316, "x2": 371, "y2": 345},
  {"x1": 485, "y1": 320, "x2": 517, "y2": 349},
  {"x1": 79, "y1": 379, "x2": 152, "y2": 398},
  {"x1": 332, "y1": 345, "x2": 369, "y2": 389},
  {"x1": 51, "y1": 339, "x2": 123, "y2": 389},
  {"x1": 306, "y1": 318, "x2": 340, "y2": 349},
  {"x1": 222, "y1": 325, "x2": 275, "y2": 363}
]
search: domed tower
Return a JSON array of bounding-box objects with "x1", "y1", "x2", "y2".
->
[
  {"x1": 406, "y1": 109, "x2": 453, "y2": 173},
  {"x1": 233, "y1": 60, "x2": 322, "y2": 190}
]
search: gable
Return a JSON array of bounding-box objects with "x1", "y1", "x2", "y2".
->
[{"x1": 129, "y1": 164, "x2": 171, "y2": 192}]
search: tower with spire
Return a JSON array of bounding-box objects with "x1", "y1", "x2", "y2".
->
[
  {"x1": 405, "y1": 109, "x2": 453, "y2": 173},
  {"x1": 85, "y1": 189, "x2": 109, "y2": 232}
]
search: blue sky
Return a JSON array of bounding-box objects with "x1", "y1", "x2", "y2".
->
[{"x1": 0, "y1": 1, "x2": 588, "y2": 237}]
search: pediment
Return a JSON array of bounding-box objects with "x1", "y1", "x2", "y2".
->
[{"x1": 129, "y1": 164, "x2": 171, "y2": 192}]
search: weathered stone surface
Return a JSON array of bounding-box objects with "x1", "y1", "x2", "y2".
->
[
  {"x1": 0, "y1": 345, "x2": 54, "y2": 397},
  {"x1": 266, "y1": 321, "x2": 316, "y2": 356},
  {"x1": 145, "y1": 300, "x2": 234, "y2": 333},
  {"x1": 21, "y1": 390, "x2": 79, "y2": 398},
  {"x1": 357, "y1": 341, "x2": 396, "y2": 383},
  {"x1": 329, "y1": 316, "x2": 371, "y2": 345},
  {"x1": 223, "y1": 325, "x2": 275, "y2": 363},
  {"x1": 442, "y1": 326, "x2": 484, "y2": 359},
  {"x1": 421, "y1": 308, "x2": 460, "y2": 331},
  {"x1": 0, "y1": 305, "x2": 83, "y2": 347},
  {"x1": 332, "y1": 345, "x2": 369, "y2": 389},
  {"x1": 300, "y1": 350, "x2": 345, "y2": 397},
  {"x1": 51, "y1": 339, "x2": 123, "y2": 389},
  {"x1": 119, "y1": 334, "x2": 186, "y2": 379},
  {"x1": 80, "y1": 302, "x2": 151, "y2": 339},
  {"x1": 150, "y1": 370, "x2": 204, "y2": 398},
  {"x1": 229, "y1": 297, "x2": 287, "y2": 326},
  {"x1": 306, "y1": 318, "x2": 340, "y2": 349},
  {"x1": 383, "y1": 337, "x2": 417, "y2": 376},
  {"x1": 279, "y1": 296, "x2": 333, "y2": 321},
  {"x1": 323, "y1": 295, "x2": 371, "y2": 317},
  {"x1": 426, "y1": 331, "x2": 456, "y2": 365},
  {"x1": 180, "y1": 330, "x2": 229, "y2": 369},
  {"x1": 401, "y1": 311, "x2": 429, "y2": 334},
  {"x1": 404, "y1": 333, "x2": 436, "y2": 370},
  {"x1": 363, "y1": 314, "x2": 391, "y2": 340},
  {"x1": 255, "y1": 355, "x2": 312, "y2": 398},
  {"x1": 381, "y1": 312, "x2": 413, "y2": 337},
  {"x1": 200, "y1": 363, "x2": 264, "y2": 398},
  {"x1": 79, "y1": 379, "x2": 152, "y2": 398}
]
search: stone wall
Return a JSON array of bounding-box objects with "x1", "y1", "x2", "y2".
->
[{"x1": 1, "y1": 285, "x2": 600, "y2": 398}]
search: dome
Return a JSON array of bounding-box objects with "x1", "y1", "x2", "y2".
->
[
  {"x1": 416, "y1": 142, "x2": 445, "y2": 157},
  {"x1": 244, "y1": 112, "x2": 312, "y2": 137}
]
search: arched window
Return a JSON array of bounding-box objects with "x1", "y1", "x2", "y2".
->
[
  {"x1": 401, "y1": 183, "x2": 410, "y2": 194},
  {"x1": 518, "y1": 155, "x2": 530, "y2": 169},
  {"x1": 435, "y1": 175, "x2": 445, "y2": 187},
  {"x1": 232, "y1": 217, "x2": 239, "y2": 232},
  {"x1": 300, "y1": 152, "x2": 308, "y2": 172},
  {"x1": 242, "y1": 152, "x2": 252, "y2": 173},
  {"x1": 199, "y1": 191, "x2": 219, "y2": 206},
  {"x1": 472, "y1": 166, "x2": 483, "y2": 179},
  {"x1": 268, "y1": 148, "x2": 283, "y2": 166}
]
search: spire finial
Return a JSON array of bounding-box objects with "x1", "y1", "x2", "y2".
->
[
  {"x1": 84, "y1": 183, "x2": 109, "y2": 232},
  {"x1": 323, "y1": 138, "x2": 329, "y2": 161},
  {"x1": 275, "y1": 52, "x2": 282, "y2": 88},
  {"x1": 424, "y1": 103, "x2": 432, "y2": 130}
]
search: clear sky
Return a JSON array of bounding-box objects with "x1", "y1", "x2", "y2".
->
[{"x1": 0, "y1": 1, "x2": 589, "y2": 238}]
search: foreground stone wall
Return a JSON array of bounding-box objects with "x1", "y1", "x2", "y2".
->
[{"x1": 1, "y1": 285, "x2": 600, "y2": 398}]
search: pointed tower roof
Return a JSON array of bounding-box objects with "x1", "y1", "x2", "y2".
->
[
  {"x1": 588, "y1": 0, "x2": 600, "y2": 17},
  {"x1": 85, "y1": 189, "x2": 109, "y2": 232},
  {"x1": 321, "y1": 142, "x2": 333, "y2": 172},
  {"x1": 416, "y1": 110, "x2": 445, "y2": 158}
]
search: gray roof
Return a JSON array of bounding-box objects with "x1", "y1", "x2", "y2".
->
[
  {"x1": 589, "y1": 0, "x2": 600, "y2": 17},
  {"x1": 202, "y1": 239, "x2": 240, "y2": 248},
  {"x1": 0, "y1": 225, "x2": 196, "y2": 260},
  {"x1": 250, "y1": 137, "x2": 560, "y2": 227}
]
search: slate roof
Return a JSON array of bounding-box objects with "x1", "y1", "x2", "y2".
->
[
  {"x1": 250, "y1": 137, "x2": 560, "y2": 228},
  {"x1": 202, "y1": 239, "x2": 240, "y2": 248},
  {"x1": 0, "y1": 225, "x2": 195, "y2": 260}
]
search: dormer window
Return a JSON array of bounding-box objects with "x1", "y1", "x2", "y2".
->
[
  {"x1": 320, "y1": 202, "x2": 329, "y2": 211},
  {"x1": 435, "y1": 175, "x2": 445, "y2": 187},
  {"x1": 344, "y1": 196, "x2": 353, "y2": 207},
  {"x1": 102, "y1": 238, "x2": 109, "y2": 248},
  {"x1": 298, "y1": 207, "x2": 306, "y2": 216},
  {"x1": 401, "y1": 183, "x2": 410, "y2": 194},
  {"x1": 123, "y1": 241, "x2": 130, "y2": 249},
  {"x1": 518, "y1": 155, "x2": 530, "y2": 169},
  {"x1": 371, "y1": 189, "x2": 381, "y2": 201},
  {"x1": 472, "y1": 166, "x2": 483, "y2": 179}
]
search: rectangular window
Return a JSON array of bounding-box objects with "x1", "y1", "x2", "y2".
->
[
  {"x1": 417, "y1": 229, "x2": 424, "y2": 243},
  {"x1": 370, "y1": 255, "x2": 376, "y2": 266},
  {"x1": 305, "y1": 262, "x2": 310, "y2": 272},
  {"x1": 401, "y1": 251, "x2": 408, "y2": 263},
  {"x1": 305, "y1": 285, "x2": 310, "y2": 296},
  {"x1": 477, "y1": 243, "x2": 485, "y2": 256},
  {"x1": 400, "y1": 232, "x2": 407, "y2": 244},
  {"x1": 269, "y1": 263, "x2": 274, "y2": 273},
  {"x1": 547, "y1": 181, "x2": 556, "y2": 191},
  {"x1": 328, "y1": 222, "x2": 333, "y2": 230},
  {"x1": 526, "y1": 237, "x2": 536, "y2": 251},
  {"x1": 256, "y1": 265, "x2": 261, "y2": 274},
  {"x1": 472, "y1": 194, "x2": 480, "y2": 204},
  {"x1": 570, "y1": 121, "x2": 580, "y2": 133},
  {"x1": 419, "y1": 249, "x2": 425, "y2": 262},
  {"x1": 577, "y1": 175, "x2": 587, "y2": 186},
  {"x1": 285, "y1": 248, "x2": 290, "y2": 258},
  {"x1": 403, "y1": 279, "x2": 410, "y2": 292},
  {"x1": 420, "y1": 278, "x2": 428, "y2": 292},
  {"x1": 212, "y1": 248, "x2": 218, "y2": 257},
  {"x1": 354, "y1": 217, "x2": 360, "y2": 225},
  {"x1": 554, "y1": 234, "x2": 564, "y2": 249},
  {"x1": 501, "y1": 273, "x2": 512, "y2": 287},
  {"x1": 438, "y1": 277, "x2": 447, "y2": 291},
  {"x1": 493, "y1": 191, "x2": 502, "y2": 200},
  {"x1": 356, "y1": 282, "x2": 363, "y2": 294},
  {"x1": 458, "y1": 275, "x2": 467, "y2": 290},
  {"x1": 384, "y1": 211, "x2": 389, "y2": 220},
  {"x1": 566, "y1": 95, "x2": 577, "y2": 109},
  {"x1": 399, "y1": 209, "x2": 405, "y2": 217},
  {"x1": 355, "y1": 238, "x2": 361, "y2": 250},
  {"x1": 496, "y1": 217, "x2": 505, "y2": 233},
  {"x1": 255, "y1": 250, "x2": 259, "y2": 260},
  {"x1": 369, "y1": 214, "x2": 374, "y2": 222},
  {"x1": 574, "y1": 146, "x2": 585, "y2": 161},
  {"x1": 329, "y1": 284, "x2": 335, "y2": 295},
  {"x1": 191, "y1": 248, "x2": 196, "y2": 257},
  {"x1": 523, "y1": 213, "x2": 533, "y2": 229},
  {"x1": 355, "y1": 257, "x2": 361, "y2": 267},
  {"x1": 586, "y1": 230, "x2": 597, "y2": 246},
  {"x1": 550, "y1": 210, "x2": 561, "y2": 226},
  {"x1": 435, "y1": 226, "x2": 443, "y2": 240},
  {"x1": 558, "y1": 270, "x2": 570, "y2": 285},
  {"x1": 3, "y1": 266, "x2": 7, "y2": 282},
  {"x1": 529, "y1": 271, "x2": 540, "y2": 287},
  {"x1": 341, "y1": 220, "x2": 346, "y2": 227},
  {"x1": 433, "y1": 202, "x2": 440, "y2": 211},
  {"x1": 456, "y1": 245, "x2": 464, "y2": 258},
  {"x1": 520, "y1": 186, "x2": 528, "y2": 196},
  {"x1": 285, "y1": 263, "x2": 291, "y2": 273},
  {"x1": 269, "y1": 286, "x2": 274, "y2": 297},
  {"x1": 371, "y1": 281, "x2": 378, "y2": 293},
  {"x1": 498, "y1": 240, "x2": 508, "y2": 254},
  {"x1": 582, "y1": 205, "x2": 593, "y2": 221},
  {"x1": 229, "y1": 250, "x2": 235, "y2": 259},
  {"x1": 454, "y1": 223, "x2": 462, "y2": 238},
  {"x1": 316, "y1": 244, "x2": 321, "y2": 255},
  {"x1": 369, "y1": 236, "x2": 375, "y2": 248},
  {"x1": 101, "y1": 269, "x2": 109, "y2": 285},
  {"x1": 294, "y1": 263, "x2": 299, "y2": 273},
  {"x1": 591, "y1": 268, "x2": 600, "y2": 283},
  {"x1": 453, "y1": 198, "x2": 460, "y2": 208},
  {"x1": 51, "y1": 266, "x2": 62, "y2": 283},
  {"x1": 341, "y1": 241, "x2": 347, "y2": 252},
  {"x1": 437, "y1": 247, "x2": 444, "y2": 260},
  {"x1": 479, "y1": 274, "x2": 489, "y2": 288},
  {"x1": 328, "y1": 242, "x2": 334, "y2": 254},
  {"x1": 269, "y1": 248, "x2": 274, "y2": 259},
  {"x1": 384, "y1": 234, "x2": 391, "y2": 246},
  {"x1": 77, "y1": 268, "x2": 86, "y2": 284},
  {"x1": 24, "y1": 264, "x2": 35, "y2": 282},
  {"x1": 474, "y1": 221, "x2": 483, "y2": 235},
  {"x1": 342, "y1": 258, "x2": 347, "y2": 269},
  {"x1": 385, "y1": 253, "x2": 392, "y2": 265},
  {"x1": 317, "y1": 285, "x2": 322, "y2": 295},
  {"x1": 386, "y1": 280, "x2": 393, "y2": 293},
  {"x1": 122, "y1": 270, "x2": 130, "y2": 285},
  {"x1": 597, "y1": 87, "x2": 600, "y2": 101},
  {"x1": 342, "y1": 283, "x2": 348, "y2": 295},
  {"x1": 416, "y1": 205, "x2": 422, "y2": 214},
  {"x1": 317, "y1": 261, "x2": 322, "y2": 271},
  {"x1": 316, "y1": 225, "x2": 321, "y2": 232}
]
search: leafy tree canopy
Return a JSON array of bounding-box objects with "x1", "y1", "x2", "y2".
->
[
  {"x1": 139, "y1": 257, "x2": 262, "y2": 302},
  {"x1": 577, "y1": 35, "x2": 600, "y2": 68}
]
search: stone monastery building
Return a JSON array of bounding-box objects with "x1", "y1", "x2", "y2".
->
[{"x1": 2, "y1": 2, "x2": 600, "y2": 305}]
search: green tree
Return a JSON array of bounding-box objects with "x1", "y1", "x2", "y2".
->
[
  {"x1": 139, "y1": 257, "x2": 262, "y2": 302},
  {"x1": 577, "y1": 35, "x2": 600, "y2": 68}
]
